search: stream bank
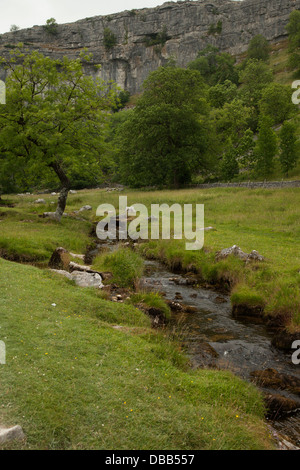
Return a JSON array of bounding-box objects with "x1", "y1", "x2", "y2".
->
[{"x1": 138, "y1": 257, "x2": 300, "y2": 448}]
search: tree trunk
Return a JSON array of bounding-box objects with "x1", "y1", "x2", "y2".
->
[{"x1": 48, "y1": 161, "x2": 71, "y2": 222}]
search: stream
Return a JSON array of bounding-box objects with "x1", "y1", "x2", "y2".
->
[{"x1": 140, "y1": 259, "x2": 300, "y2": 448}]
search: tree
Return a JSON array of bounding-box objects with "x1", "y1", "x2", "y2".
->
[
  {"x1": 44, "y1": 18, "x2": 58, "y2": 35},
  {"x1": 103, "y1": 28, "x2": 117, "y2": 50},
  {"x1": 279, "y1": 121, "x2": 299, "y2": 176},
  {"x1": 117, "y1": 67, "x2": 215, "y2": 188},
  {"x1": 239, "y1": 59, "x2": 273, "y2": 108},
  {"x1": 259, "y1": 82, "x2": 294, "y2": 125},
  {"x1": 255, "y1": 116, "x2": 277, "y2": 177},
  {"x1": 286, "y1": 10, "x2": 300, "y2": 75},
  {"x1": 239, "y1": 59, "x2": 274, "y2": 129},
  {"x1": 220, "y1": 140, "x2": 239, "y2": 181},
  {"x1": 247, "y1": 35, "x2": 270, "y2": 62},
  {"x1": 208, "y1": 80, "x2": 237, "y2": 108},
  {"x1": 188, "y1": 46, "x2": 238, "y2": 85},
  {"x1": 0, "y1": 47, "x2": 117, "y2": 219},
  {"x1": 10, "y1": 25, "x2": 20, "y2": 32}
]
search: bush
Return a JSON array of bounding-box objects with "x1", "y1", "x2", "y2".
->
[
  {"x1": 103, "y1": 28, "x2": 117, "y2": 50},
  {"x1": 43, "y1": 18, "x2": 58, "y2": 35},
  {"x1": 93, "y1": 247, "x2": 144, "y2": 288}
]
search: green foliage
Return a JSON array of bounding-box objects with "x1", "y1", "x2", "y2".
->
[
  {"x1": 208, "y1": 21, "x2": 223, "y2": 35},
  {"x1": 43, "y1": 18, "x2": 58, "y2": 35},
  {"x1": 239, "y1": 59, "x2": 274, "y2": 108},
  {"x1": 247, "y1": 35, "x2": 270, "y2": 62},
  {"x1": 259, "y1": 82, "x2": 294, "y2": 125},
  {"x1": 117, "y1": 67, "x2": 215, "y2": 188},
  {"x1": 220, "y1": 140, "x2": 239, "y2": 181},
  {"x1": 93, "y1": 247, "x2": 144, "y2": 288},
  {"x1": 103, "y1": 27, "x2": 117, "y2": 50},
  {"x1": 211, "y1": 99, "x2": 252, "y2": 147},
  {"x1": 255, "y1": 115, "x2": 278, "y2": 177},
  {"x1": 113, "y1": 90, "x2": 131, "y2": 112},
  {"x1": 208, "y1": 80, "x2": 237, "y2": 108},
  {"x1": 188, "y1": 46, "x2": 238, "y2": 85},
  {"x1": 127, "y1": 291, "x2": 171, "y2": 319},
  {"x1": 279, "y1": 121, "x2": 299, "y2": 176},
  {"x1": 286, "y1": 10, "x2": 300, "y2": 74},
  {"x1": 0, "y1": 47, "x2": 117, "y2": 196},
  {"x1": 143, "y1": 25, "x2": 170, "y2": 50}
]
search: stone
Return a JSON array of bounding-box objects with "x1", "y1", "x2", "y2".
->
[
  {"x1": 48, "y1": 247, "x2": 71, "y2": 270},
  {"x1": 70, "y1": 270, "x2": 103, "y2": 288},
  {"x1": 0, "y1": 425, "x2": 25, "y2": 445},
  {"x1": 250, "y1": 368, "x2": 300, "y2": 396},
  {"x1": 264, "y1": 393, "x2": 300, "y2": 419},
  {"x1": 216, "y1": 245, "x2": 264, "y2": 262},
  {"x1": 50, "y1": 269, "x2": 103, "y2": 288},
  {"x1": 78, "y1": 205, "x2": 92, "y2": 212},
  {"x1": 0, "y1": 0, "x2": 298, "y2": 94},
  {"x1": 34, "y1": 198, "x2": 46, "y2": 204}
]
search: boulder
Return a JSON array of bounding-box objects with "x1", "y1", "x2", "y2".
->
[
  {"x1": 78, "y1": 205, "x2": 92, "y2": 212},
  {"x1": 216, "y1": 245, "x2": 264, "y2": 262},
  {"x1": 50, "y1": 269, "x2": 103, "y2": 288},
  {"x1": 34, "y1": 198, "x2": 46, "y2": 204},
  {"x1": 48, "y1": 247, "x2": 70, "y2": 270},
  {"x1": 70, "y1": 271, "x2": 103, "y2": 288},
  {"x1": 0, "y1": 425, "x2": 25, "y2": 445}
]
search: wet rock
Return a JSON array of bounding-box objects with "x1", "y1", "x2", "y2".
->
[
  {"x1": 250, "y1": 368, "x2": 300, "y2": 396},
  {"x1": 48, "y1": 247, "x2": 71, "y2": 271},
  {"x1": 167, "y1": 300, "x2": 184, "y2": 312},
  {"x1": 232, "y1": 303, "x2": 264, "y2": 321},
  {"x1": 264, "y1": 393, "x2": 300, "y2": 419},
  {"x1": 174, "y1": 292, "x2": 183, "y2": 300},
  {"x1": 271, "y1": 330, "x2": 300, "y2": 351},
  {"x1": 215, "y1": 296, "x2": 227, "y2": 304},
  {"x1": 189, "y1": 342, "x2": 219, "y2": 369},
  {"x1": 184, "y1": 305, "x2": 198, "y2": 313}
]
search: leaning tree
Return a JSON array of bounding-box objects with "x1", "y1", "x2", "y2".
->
[{"x1": 0, "y1": 46, "x2": 117, "y2": 220}]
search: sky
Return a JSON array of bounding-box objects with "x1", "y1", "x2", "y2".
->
[{"x1": 0, "y1": 0, "x2": 172, "y2": 34}]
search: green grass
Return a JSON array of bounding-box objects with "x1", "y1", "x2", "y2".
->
[
  {"x1": 0, "y1": 185, "x2": 298, "y2": 449},
  {"x1": 126, "y1": 291, "x2": 171, "y2": 320},
  {"x1": 92, "y1": 247, "x2": 145, "y2": 288},
  {"x1": 0, "y1": 258, "x2": 272, "y2": 450},
  {"x1": 64, "y1": 186, "x2": 300, "y2": 331}
]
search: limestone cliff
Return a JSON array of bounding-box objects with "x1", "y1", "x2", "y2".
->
[{"x1": 0, "y1": 0, "x2": 299, "y2": 93}]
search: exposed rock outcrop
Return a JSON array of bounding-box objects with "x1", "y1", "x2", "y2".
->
[{"x1": 0, "y1": 0, "x2": 299, "y2": 93}]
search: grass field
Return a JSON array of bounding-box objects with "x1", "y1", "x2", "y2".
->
[{"x1": 0, "y1": 185, "x2": 299, "y2": 449}]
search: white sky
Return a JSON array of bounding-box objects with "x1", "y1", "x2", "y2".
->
[{"x1": 0, "y1": 0, "x2": 172, "y2": 34}]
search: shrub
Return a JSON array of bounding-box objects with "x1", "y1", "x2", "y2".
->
[
  {"x1": 93, "y1": 247, "x2": 144, "y2": 288},
  {"x1": 43, "y1": 18, "x2": 58, "y2": 36},
  {"x1": 103, "y1": 28, "x2": 117, "y2": 50}
]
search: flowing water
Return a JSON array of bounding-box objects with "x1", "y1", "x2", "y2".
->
[{"x1": 141, "y1": 259, "x2": 300, "y2": 447}]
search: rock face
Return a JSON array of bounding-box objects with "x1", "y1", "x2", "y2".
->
[{"x1": 0, "y1": 0, "x2": 299, "y2": 94}]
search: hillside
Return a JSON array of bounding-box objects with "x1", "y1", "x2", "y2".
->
[{"x1": 0, "y1": 0, "x2": 300, "y2": 93}]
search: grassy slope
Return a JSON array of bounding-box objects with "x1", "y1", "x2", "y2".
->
[
  {"x1": 61, "y1": 187, "x2": 300, "y2": 330},
  {"x1": 0, "y1": 258, "x2": 272, "y2": 450}
]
